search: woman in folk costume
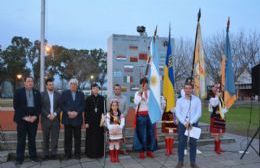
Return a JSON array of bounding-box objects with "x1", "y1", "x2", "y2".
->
[
  {"x1": 106, "y1": 100, "x2": 125, "y2": 163},
  {"x1": 161, "y1": 95, "x2": 177, "y2": 156},
  {"x1": 133, "y1": 77, "x2": 157, "y2": 159},
  {"x1": 209, "y1": 83, "x2": 228, "y2": 154}
]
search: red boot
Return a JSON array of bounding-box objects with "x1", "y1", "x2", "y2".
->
[
  {"x1": 219, "y1": 140, "x2": 224, "y2": 152},
  {"x1": 215, "y1": 140, "x2": 221, "y2": 154},
  {"x1": 214, "y1": 140, "x2": 217, "y2": 152},
  {"x1": 139, "y1": 151, "x2": 145, "y2": 159},
  {"x1": 109, "y1": 150, "x2": 115, "y2": 162},
  {"x1": 146, "y1": 151, "x2": 154, "y2": 158},
  {"x1": 115, "y1": 150, "x2": 120, "y2": 162},
  {"x1": 169, "y1": 138, "x2": 174, "y2": 155},
  {"x1": 165, "y1": 139, "x2": 170, "y2": 156}
]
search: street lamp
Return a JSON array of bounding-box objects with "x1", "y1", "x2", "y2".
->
[
  {"x1": 16, "y1": 74, "x2": 22, "y2": 80},
  {"x1": 90, "y1": 75, "x2": 94, "y2": 80},
  {"x1": 45, "y1": 44, "x2": 54, "y2": 58},
  {"x1": 90, "y1": 75, "x2": 94, "y2": 85},
  {"x1": 16, "y1": 74, "x2": 23, "y2": 89}
]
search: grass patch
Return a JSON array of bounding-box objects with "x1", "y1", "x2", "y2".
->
[{"x1": 200, "y1": 103, "x2": 260, "y2": 136}]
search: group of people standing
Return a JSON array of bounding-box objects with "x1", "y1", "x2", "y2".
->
[
  {"x1": 13, "y1": 76, "x2": 227, "y2": 168},
  {"x1": 13, "y1": 76, "x2": 129, "y2": 165}
]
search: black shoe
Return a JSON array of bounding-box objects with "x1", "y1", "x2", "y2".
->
[
  {"x1": 15, "y1": 160, "x2": 23, "y2": 165},
  {"x1": 42, "y1": 155, "x2": 49, "y2": 160},
  {"x1": 190, "y1": 163, "x2": 200, "y2": 168},
  {"x1": 175, "y1": 162, "x2": 184, "y2": 168},
  {"x1": 64, "y1": 155, "x2": 72, "y2": 160},
  {"x1": 75, "y1": 154, "x2": 81, "y2": 160},
  {"x1": 50, "y1": 154, "x2": 57, "y2": 160},
  {"x1": 30, "y1": 157, "x2": 40, "y2": 162}
]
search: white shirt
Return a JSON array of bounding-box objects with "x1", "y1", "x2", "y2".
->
[
  {"x1": 106, "y1": 113, "x2": 125, "y2": 130},
  {"x1": 208, "y1": 96, "x2": 219, "y2": 113},
  {"x1": 208, "y1": 96, "x2": 228, "y2": 115},
  {"x1": 181, "y1": 89, "x2": 185, "y2": 98},
  {"x1": 175, "y1": 95, "x2": 202, "y2": 125},
  {"x1": 48, "y1": 90, "x2": 54, "y2": 115},
  {"x1": 134, "y1": 90, "x2": 150, "y2": 112}
]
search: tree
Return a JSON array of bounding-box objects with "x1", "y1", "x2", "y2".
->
[
  {"x1": 1, "y1": 36, "x2": 31, "y2": 91},
  {"x1": 204, "y1": 31, "x2": 260, "y2": 84},
  {"x1": 173, "y1": 38, "x2": 193, "y2": 90}
]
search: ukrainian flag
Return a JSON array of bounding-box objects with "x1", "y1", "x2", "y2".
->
[
  {"x1": 163, "y1": 28, "x2": 175, "y2": 112},
  {"x1": 148, "y1": 28, "x2": 162, "y2": 124},
  {"x1": 223, "y1": 18, "x2": 237, "y2": 108}
]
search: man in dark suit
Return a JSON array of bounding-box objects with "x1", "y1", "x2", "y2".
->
[
  {"x1": 41, "y1": 78, "x2": 61, "y2": 160},
  {"x1": 13, "y1": 76, "x2": 41, "y2": 165},
  {"x1": 60, "y1": 78, "x2": 85, "y2": 160}
]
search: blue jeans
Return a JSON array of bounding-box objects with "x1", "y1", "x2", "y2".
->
[
  {"x1": 133, "y1": 115, "x2": 157, "y2": 152},
  {"x1": 177, "y1": 122, "x2": 198, "y2": 164}
]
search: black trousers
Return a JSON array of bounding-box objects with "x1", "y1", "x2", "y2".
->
[
  {"x1": 16, "y1": 121, "x2": 38, "y2": 161},
  {"x1": 64, "y1": 125, "x2": 81, "y2": 156}
]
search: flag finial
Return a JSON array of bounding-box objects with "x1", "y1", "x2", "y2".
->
[
  {"x1": 169, "y1": 24, "x2": 171, "y2": 37},
  {"x1": 154, "y1": 26, "x2": 157, "y2": 37},
  {"x1": 198, "y1": 9, "x2": 201, "y2": 22},
  {"x1": 153, "y1": 26, "x2": 158, "y2": 41},
  {"x1": 227, "y1": 17, "x2": 230, "y2": 32}
]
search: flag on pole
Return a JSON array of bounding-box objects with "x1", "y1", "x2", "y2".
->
[
  {"x1": 222, "y1": 18, "x2": 237, "y2": 108},
  {"x1": 193, "y1": 9, "x2": 207, "y2": 99},
  {"x1": 163, "y1": 26, "x2": 175, "y2": 112},
  {"x1": 148, "y1": 28, "x2": 162, "y2": 124}
]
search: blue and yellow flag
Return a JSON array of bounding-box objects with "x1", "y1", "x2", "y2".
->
[
  {"x1": 163, "y1": 27, "x2": 175, "y2": 112},
  {"x1": 222, "y1": 18, "x2": 237, "y2": 108},
  {"x1": 148, "y1": 28, "x2": 162, "y2": 124}
]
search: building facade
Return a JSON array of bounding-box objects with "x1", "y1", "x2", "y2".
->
[{"x1": 107, "y1": 34, "x2": 174, "y2": 106}]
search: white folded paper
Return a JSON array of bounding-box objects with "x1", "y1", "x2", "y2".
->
[{"x1": 184, "y1": 126, "x2": 201, "y2": 139}]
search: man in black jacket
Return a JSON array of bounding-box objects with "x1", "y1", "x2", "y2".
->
[
  {"x1": 13, "y1": 76, "x2": 41, "y2": 165},
  {"x1": 60, "y1": 78, "x2": 85, "y2": 159}
]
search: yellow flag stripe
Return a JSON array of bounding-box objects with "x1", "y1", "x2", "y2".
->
[{"x1": 163, "y1": 67, "x2": 175, "y2": 112}]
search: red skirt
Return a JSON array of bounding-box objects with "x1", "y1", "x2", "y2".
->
[{"x1": 210, "y1": 116, "x2": 226, "y2": 134}]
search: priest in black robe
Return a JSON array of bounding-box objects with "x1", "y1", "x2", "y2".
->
[{"x1": 85, "y1": 83, "x2": 105, "y2": 158}]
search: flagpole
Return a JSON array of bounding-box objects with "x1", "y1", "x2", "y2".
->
[
  {"x1": 40, "y1": 0, "x2": 46, "y2": 92},
  {"x1": 227, "y1": 17, "x2": 230, "y2": 33},
  {"x1": 136, "y1": 27, "x2": 157, "y2": 113},
  {"x1": 191, "y1": 9, "x2": 201, "y2": 78},
  {"x1": 222, "y1": 17, "x2": 230, "y2": 101}
]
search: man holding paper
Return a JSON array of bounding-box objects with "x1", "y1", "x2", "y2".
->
[{"x1": 175, "y1": 80, "x2": 202, "y2": 168}]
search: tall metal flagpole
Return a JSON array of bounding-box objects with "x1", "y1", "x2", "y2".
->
[{"x1": 40, "y1": 0, "x2": 46, "y2": 92}]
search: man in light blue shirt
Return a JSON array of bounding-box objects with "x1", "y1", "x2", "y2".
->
[{"x1": 175, "y1": 81, "x2": 202, "y2": 168}]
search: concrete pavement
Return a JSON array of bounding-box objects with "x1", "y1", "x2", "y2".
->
[{"x1": 1, "y1": 133, "x2": 259, "y2": 168}]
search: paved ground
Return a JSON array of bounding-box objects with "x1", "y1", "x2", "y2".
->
[{"x1": 1, "y1": 133, "x2": 259, "y2": 168}]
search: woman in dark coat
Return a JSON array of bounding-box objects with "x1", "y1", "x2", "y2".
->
[{"x1": 85, "y1": 83, "x2": 105, "y2": 158}]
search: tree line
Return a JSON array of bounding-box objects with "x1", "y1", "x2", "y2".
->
[
  {"x1": 0, "y1": 36, "x2": 107, "y2": 91},
  {"x1": 173, "y1": 30, "x2": 260, "y2": 89},
  {"x1": 1, "y1": 31, "x2": 260, "y2": 93}
]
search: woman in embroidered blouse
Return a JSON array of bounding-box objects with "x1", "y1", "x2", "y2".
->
[{"x1": 209, "y1": 83, "x2": 228, "y2": 154}]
